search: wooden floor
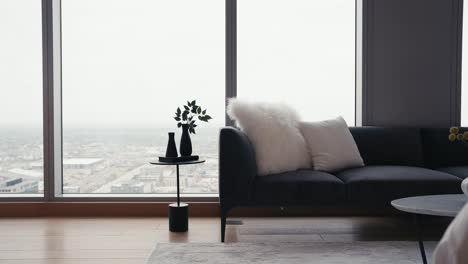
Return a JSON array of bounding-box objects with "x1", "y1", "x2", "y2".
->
[{"x1": 0, "y1": 216, "x2": 451, "y2": 264}]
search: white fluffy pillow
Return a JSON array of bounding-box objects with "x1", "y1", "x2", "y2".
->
[
  {"x1": 433, "y1": 202, "x2": 468, "y2": 264},
  {"x1": 300, "y1": 117, "x2": 364, "y2": 172},
  {"x1": 227, "y1": 99, "x2": 310, "y2": 175}
]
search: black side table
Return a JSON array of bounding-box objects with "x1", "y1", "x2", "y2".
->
[{"x1": 150, "y1": 159, "x2": 205, "y2": 232}]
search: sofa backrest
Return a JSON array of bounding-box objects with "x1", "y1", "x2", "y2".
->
[
  {"x1": 349, "y1": 127, "x2": 424, "y2": 167},
  {"x1": 421, "y1": 128, "x2": 468, "y2": 168}
]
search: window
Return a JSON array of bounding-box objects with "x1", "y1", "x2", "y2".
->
[
  {"x1": 237, "y1": 0, "x2": 356, "y2": 125},
  {"x1": 60, "y1": 0, "x2": 224, "y2": 195},
  {"x1": 0, "y1": 1, "x2": 44, "y2": 196},
  {"x1": 0, "y1": 0, "x2": 359, "y2": 200}
]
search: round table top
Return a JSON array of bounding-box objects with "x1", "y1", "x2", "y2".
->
[
  {"x1": 150, "y1": 159, "x2": 205, "y2": 166},
  {"x1": 391, "y1": 194, "x2": 467, "y2": 217}
]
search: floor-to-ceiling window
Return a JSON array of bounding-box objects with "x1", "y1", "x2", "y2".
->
[
  {"x1": 0, "y1": 0, "x2": 44, "y2": 196},
  {"x1": 60, "y1": 0, "x2": 224, "y2": 195},
  {"x1": 237, "y1": 0, "x2": 356, "y2": 125},
  {"x1": 0, "y1": 0, "x2": 358, "y2": 200}
]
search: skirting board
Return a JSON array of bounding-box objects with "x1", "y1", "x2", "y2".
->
[{"x1": 0, "y1": 202, "x2": 400, "y2": 217}]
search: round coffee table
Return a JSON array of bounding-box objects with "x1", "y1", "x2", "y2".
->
[{"x1": 391, "y1": 194, "x2": 467, "y2": 264}]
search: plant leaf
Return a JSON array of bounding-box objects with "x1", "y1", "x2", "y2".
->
[
  {"x1": 177, "y1": 107, "x2": 181, "y2": 114},
  {"x1": 197, "y1": 107, "x2": 201, "y2": 114},
  {"x1": 184, "y1": 105, "x2": 189, "y2": 111},
  {"x1": 191, "y1": 100, "x2": 196, "y2": 106},
  {"x1": 174, "y1": 117, "x2": 181, "y2": 121},
  {"x1": 193, "y1": 124, "x2": 197, "y2": 128},
  {"x1": 177, "y1": 122, "x2": 182, "y2": 128},
  {"x1": 205, "y1": 115, "x2": 212, "y2": 120},
  {"x1": 202, "y1": 109, "x2": 206, "y2": 115}
]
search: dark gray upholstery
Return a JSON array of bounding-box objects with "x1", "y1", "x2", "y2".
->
[
  {"x1": 349, "y1": 127, "x2": 424, "y2": 166},
  {"x1": 218, "y1": 127, "x2": 465, "y2": 212},
  {"x1": 218, "y1": 126, "x2": 466, "y2": 242},
  {"x1": 335, "y1": 166, "x2": 462, "y2": 205},
  {"x1": 436, "y1": 166, "x2": 468, "y2": 179},
  {"x1": 219, "y1": 127, "x2": 257, "y2": 211},
  {"x1": 253, "y1": 170, "x2": 346, "y2": 205},
  {"x1": 421, "y1": 128, "x2": 468, "y2": 168}
]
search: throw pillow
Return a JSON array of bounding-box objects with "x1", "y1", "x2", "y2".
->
[
  {"x1": 433, "y1": 202, "x2": 468, "y2": 264},
  {"x1": 227, "y1": 99, "x2": 310, "y2": 175},
  {"x1": 300, "y1": 116, "x2": 364, "y2": 172}
]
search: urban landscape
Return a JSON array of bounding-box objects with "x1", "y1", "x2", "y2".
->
[{"x1": 0, "y1": 126, "x2": 220, "y2": 195}]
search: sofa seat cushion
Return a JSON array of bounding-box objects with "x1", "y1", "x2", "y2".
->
[
  {"x1": 436, "y1": 166, "x2": 468, "y2": 179},
  {"x1": 335, "y1": 166, "x2": 462, "y2": 205},
  {"x1": 253, "y1": 170, "x2": 345, "y2": 205}
]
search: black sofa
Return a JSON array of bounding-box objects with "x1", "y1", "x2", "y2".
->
[{"x1": 219, "y1": 127, "x2": 468, "y2": 242}]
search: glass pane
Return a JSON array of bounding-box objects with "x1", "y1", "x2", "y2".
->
[
  {"x1": 61, "y1": 0, "x2": 224, "y2": 195},
  {"x1": 238, "y1": 0, "x2": 356, "y2": 125},
  {"x1": 0, "y1": 1, "x2": 43, "y2": 195}
]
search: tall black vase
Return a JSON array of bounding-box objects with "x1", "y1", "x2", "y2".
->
[
  {"x1": 165, "y1": 132, "x2": 178, "y2": 157},
  {"x1": 180, "y1": 124, "x2": 192, "y2": 156}
]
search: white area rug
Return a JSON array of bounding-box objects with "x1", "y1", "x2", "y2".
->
[{"x1": 147, "y1": 242, "x2": 436, "y2": 264}]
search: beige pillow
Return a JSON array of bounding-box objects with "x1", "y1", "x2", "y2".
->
[{"x1": 300, "y1": 117, "x2": 364, "y2": 172}]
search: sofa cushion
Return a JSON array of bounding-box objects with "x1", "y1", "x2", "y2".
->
[
  {"x1": 253, "y1": 170, "x2": 345, "y2": 205},
  {"x1": 300, "y1": 117, "x2": 364, "y2": 172},
  {"x1": 335, "y1": 166, "x2": 462, "y2": 205},
  {"x1": 436, "y1": 166, "x2": 468, "y2": 180},
  {"x1": 421, "y1": 128, "x2": 468, "y2": 168},
  {"x1": 349, "y1": 127, "x2": 424, "y2": 167}
]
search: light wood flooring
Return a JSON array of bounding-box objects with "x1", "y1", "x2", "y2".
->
[{"x1": 0, "y1": 216, "x2": 451, "y2": 264}]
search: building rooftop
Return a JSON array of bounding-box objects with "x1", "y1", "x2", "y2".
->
[
  {"x1": 8, "y1": 168, "x2": 43, "y2": 178},
  {"x1": 30, "y1": 158, "x2": 103, "y2": 167},
  {"x1": 63, "y1": 158, "x2": 103, "y2": 165}
]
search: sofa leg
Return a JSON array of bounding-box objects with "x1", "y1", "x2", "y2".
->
[{"x1": 221, "y1": 213, "x2": 227, "y2": 243}]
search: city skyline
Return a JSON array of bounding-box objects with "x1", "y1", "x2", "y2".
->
[{"x1": 0, "y1": 126, "x2": 220, "y2": 195}]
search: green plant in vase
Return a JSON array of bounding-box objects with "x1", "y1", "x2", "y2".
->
[{"x1": 174, "y1": 100, "x2": 212, "y2": 156}]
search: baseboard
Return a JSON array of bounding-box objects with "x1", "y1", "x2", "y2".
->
[
  {"x1": 0, "y1": 202, "x2": 219, "y2": 217},
  {"x1": 0, "y1": 202, "x2": 400, "y2": 217}
]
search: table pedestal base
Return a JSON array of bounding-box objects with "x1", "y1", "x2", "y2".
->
[{"x1": 169, "y1": 203, "x2": 188, "y2": 232}]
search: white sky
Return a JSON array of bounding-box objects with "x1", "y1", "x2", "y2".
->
[
  {"x1": 238, "y1": 0, "x2": 356, "y2": 125},
  {"x1": 1, "y1": 0, "x2": 357, "y2": 127},
  {"x1": 0, "y1": 0, "x2": 43, "y2": 127},
  {"x1": 61, "y1": 0, "x2": 225, "y2": 127}
]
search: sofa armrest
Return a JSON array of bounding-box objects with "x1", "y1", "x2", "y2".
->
[{"x1": 219, "y1": 127, "x2": 257, "y2": 211}]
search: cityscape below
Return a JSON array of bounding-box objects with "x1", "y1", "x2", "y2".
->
[{"x1": 0, "y1": 126, "x2": 220, "y2": 195}]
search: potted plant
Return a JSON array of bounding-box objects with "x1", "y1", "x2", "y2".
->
[{"x1": 174, "y1": 100, "x2": 212, "y2": 156}]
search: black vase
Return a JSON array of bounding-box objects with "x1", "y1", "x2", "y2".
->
[
  {"x1": 165, "y1": 132, "x2": 178, "y2": 157},
  {"x1": 180, "y1": 124, "x2": 192, "y2": 156}
]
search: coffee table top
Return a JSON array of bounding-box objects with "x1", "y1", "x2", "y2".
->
[{"x1": 391, "y1": 194, "x2": 467, "y2": 217}]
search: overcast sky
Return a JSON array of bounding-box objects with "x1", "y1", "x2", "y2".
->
[
  {"x1": 0, "y1": 0, "x2": 43, "y2": 127},
  {"x1": 2, "y1": 0, "x2": 366, "y2": 128}
]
